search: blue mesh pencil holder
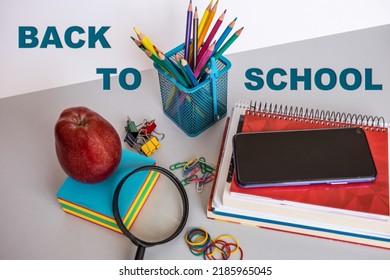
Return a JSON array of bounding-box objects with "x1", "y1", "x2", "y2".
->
[{"x1": 153, "y1": 44, "x2": 231, "y2": 137}]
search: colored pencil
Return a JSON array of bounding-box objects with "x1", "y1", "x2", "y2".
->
[
  {"x1": 199, "y1": 67, "x2": 211, "y2": 82},
  {"x1": 134, "y1": 27, "x2": 157, "y2": 56},
  {"x1": 169, "y1": 56, "x2": 185, "y2": 76},
  {"x1": 158, "y1": 52, "x2": 190, "y2": 87},
  {"x1": 192, "y1": 6, "x2": 199, "y2": 69},
  {"x1": 198, "y1": 0, "x2": 213, "y2": 37},
  {"x1": 129, "y1": 1, "x2": 243, "y2": 91},
  {"x1": 184, "y1": 0, "x2": 193, "y2": 61},
  {"x1": 197, "y1": 0, "x2": 219, "y2": 50},
  {"x1": 197, "y1": 9, "x2": 226, "y2": 64},
  {"x1": 213, "y1": 27, "x2": 244, "y2": 59},
  {"x1": 194, "y1": 41, "x2": 215, "y2": 78},
  {"x1": 181, "y1": 59, "x2": 199, "y2": 86},
  {"x1": 144, "y1": 50, "x2": 169, "y2": 73},
  {"x1": 175, "y1": 55, "x2": 192, "y2": 86},
  {"x1": 175, "y1": 53, "x2": 182, "y2": 63},
  {"x1": 131, "y1": 36, "x2": 145, "y2": 50},
  {"x1": 214, "y1": 17, "x2": 236, "y2": 53}
]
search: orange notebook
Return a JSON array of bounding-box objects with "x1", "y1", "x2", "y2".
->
[{"x1": 230, "y1": 103, "x2": 389, "y2": 216}]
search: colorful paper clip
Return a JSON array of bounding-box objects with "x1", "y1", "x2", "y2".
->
[
  {"x1": 171, "y1": 156, "x2": 215, "y2": 191},
  {"x1": 199, "y1": 157, "x2": 216, "y2": 173},
  {"x1": 183, "y1": 157, "x2": 200, "y2": 171},
  {"x1": 181, "y1": 174, "x2": 198, "y2": 186},
  {"x1": 195, "y1": 172, "x2": 214, "y2": 192},
  {"x1": 182, "y1": 165, "x2": 201, "y2": 178},
  {"x1": 170, "y1": 162, "x2": 187, "y2": 170}
]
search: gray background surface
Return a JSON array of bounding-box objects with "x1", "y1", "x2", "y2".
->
[{"x1": 1, "y1": 25, "x2": 390, "y2": 259}]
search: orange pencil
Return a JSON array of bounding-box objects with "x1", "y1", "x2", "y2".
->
[{"x1": 198, "y1": 0, "x2": 213, "y2": 36}]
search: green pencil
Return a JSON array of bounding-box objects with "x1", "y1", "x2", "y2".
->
[
  {"x1": 213, "y1": 27, "x2": 244, "y2": 60},
  {"x1": 144, "y1": 50, "x2": 169, "y2": 73},
  {"x1": 158, "y1": 52, "x2": 190, "y2": 88}
]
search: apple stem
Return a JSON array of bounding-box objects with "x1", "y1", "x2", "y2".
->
[{"x1": 73, "y1": 118, "x2": 87, "y2": 127}]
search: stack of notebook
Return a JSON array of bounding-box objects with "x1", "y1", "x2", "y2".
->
[
  {"x1": 207, "y1": 101, "x2": 390, "y2": 249},
  {"x1": 57, "y1": 149, "x2": 159, "y2": 233}
]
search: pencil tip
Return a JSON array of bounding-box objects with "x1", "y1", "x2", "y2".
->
[
  {"x1": 134, "y1": 27, "x2": 141, "y2": 35},
  {"x1": 207, "y1": 0, "x2": 213, "y2": 10},
  {"x1": 212, "y1": 0, "x2": 219, "y2": 10},
  {"x1": 229, "y1": 17, "x2": 237, "y2": 27}
]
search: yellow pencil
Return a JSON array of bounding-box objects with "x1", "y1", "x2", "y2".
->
[
  {"x1": 198, "y1": 0, "x2": 213, "y2": 36},
  {"x1": 197, "y1": 0, "x2": 219, "y2": 50},
  {"x1": 134, "y1": 27, "x2": 157, "y2": 56}
]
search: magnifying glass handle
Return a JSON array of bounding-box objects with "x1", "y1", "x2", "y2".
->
[{"x1": 135, "y1": 245, "x2": 146, "y2": 260}]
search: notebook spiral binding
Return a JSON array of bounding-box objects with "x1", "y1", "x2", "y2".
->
[{"x1": 238, "y1": 100, "x2": 387, "y2": 131}]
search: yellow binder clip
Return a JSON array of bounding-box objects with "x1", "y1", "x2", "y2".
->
[{"x1": 140, "y1": 136, "x2": 160, "y2": 157}]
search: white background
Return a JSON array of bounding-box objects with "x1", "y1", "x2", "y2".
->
[{"x1": 1, "y1": 0, "x2": 390, "y2": 99}]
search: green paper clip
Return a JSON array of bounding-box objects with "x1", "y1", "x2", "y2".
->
[
  {"x1": 199, "y1": 157, "x2": 216, "y2": 174},
  {"x1": 169, "y1": 161, "x2": 187, "y2": 170},
  {"x1": 181, "y1": 174, "x2": 198, "y2": 186}
]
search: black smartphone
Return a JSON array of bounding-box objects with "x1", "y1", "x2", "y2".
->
[{"x1": 232, "y1": 127, "x2": 377, "y2": 188}]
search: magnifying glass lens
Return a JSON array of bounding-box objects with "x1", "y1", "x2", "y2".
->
[
  {"x1": 124, "y1": 170, "x2": 184, "y2": 242},
  {"x1": 113, "y1": 166, "x2": 189, "y2": 259}
]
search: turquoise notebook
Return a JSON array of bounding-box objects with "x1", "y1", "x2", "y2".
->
[{"x1": 57, "y1": 149, "x2": 158, "y2": 232}]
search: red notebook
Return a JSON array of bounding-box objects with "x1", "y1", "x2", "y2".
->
[{"x1": 230, "y1": 106, "x2": 389, "y2": 216}]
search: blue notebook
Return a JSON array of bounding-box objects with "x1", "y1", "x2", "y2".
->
[{"x1": 57, "y1": 149, "x2": 159, "y2": 233}]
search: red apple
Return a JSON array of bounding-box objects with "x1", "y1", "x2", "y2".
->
[{"x1": 55, "y1": 106, "x2": 122, "y2": 184}]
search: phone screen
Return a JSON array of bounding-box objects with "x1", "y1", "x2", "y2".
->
[{"x1": 232, "y1": 127, "x2": 377, "y2": 188}]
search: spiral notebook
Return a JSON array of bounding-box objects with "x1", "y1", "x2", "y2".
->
[
  {"x1": 207, "y1": 101, "x2": 390, "y2": 249},
  {"x1": 230, "y1": 102, "x2": 389, "y2": 216}
]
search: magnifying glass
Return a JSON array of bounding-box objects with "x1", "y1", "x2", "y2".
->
[{"x1": 112, "y1": 165, "x2": 189, "y2": 260}]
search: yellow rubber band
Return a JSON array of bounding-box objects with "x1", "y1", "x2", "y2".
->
[
  {"x1": 216, "y1": 234, "x2": 239, "y2": 255},
  {"x1": 185, "y1": 228, "x2": 209, "y2": 246}
]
